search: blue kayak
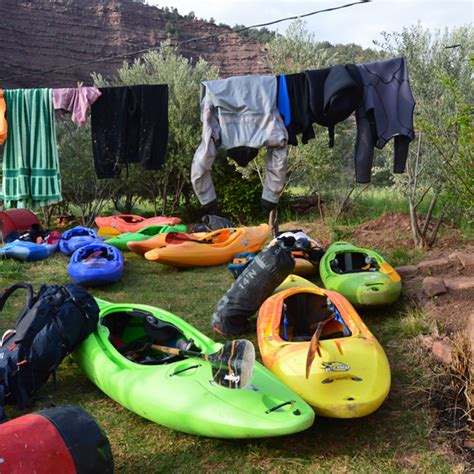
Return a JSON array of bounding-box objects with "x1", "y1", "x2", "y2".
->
[
  {"x1": 69, "y1": 243, "x2": 124, "y2": 287},
  {"x1": 0, "y1": 232, "x2": 61, "y2": 261},
  {"x1": 60, "y1": 226, "x2": 100, "y2": 256}
]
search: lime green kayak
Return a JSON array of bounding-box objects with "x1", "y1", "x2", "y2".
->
[
  {"x1": 73, "y1": 299, "x2": 315, "y2": 438},
  {"x1": 319, "y1": 241, "x2": 401, "y2": 307},
  {"x1": 105, "y1": 224, "x2": 187, "y2": 250}
]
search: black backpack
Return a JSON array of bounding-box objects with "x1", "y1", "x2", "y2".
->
[{"x1": 0, "y1": 282, "x2": 99, "y2": 421}]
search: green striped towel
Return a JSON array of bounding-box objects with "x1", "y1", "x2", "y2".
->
[{"x1": 1, "y1": 88, "x2": 62, "y2": 208}]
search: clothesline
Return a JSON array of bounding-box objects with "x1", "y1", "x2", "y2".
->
[
  {"x1": 0, "y1": 54, "x2": 415, "y2": 216},
  {"x1": 191, "y1": 57, "x2": 415, "y2": 214},
  {"x1": 0, "y1": 84, "x2": 169, "y2": 208}
]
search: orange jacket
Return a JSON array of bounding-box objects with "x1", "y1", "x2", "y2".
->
[{"x1": 0, "y1": 89, "x2": 7, "y2": 144}]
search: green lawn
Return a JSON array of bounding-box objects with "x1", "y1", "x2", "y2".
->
[{"x1": 0, "y1": 252, "x2": 464, "y2": 473}]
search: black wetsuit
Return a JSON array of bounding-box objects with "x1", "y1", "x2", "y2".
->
[
  {"x1": 277, "y1": 73, "x2": 315, "y2": 146},
  {"x1": 305, "y1": 65, "x2": 362, "y2": 147},
  {"x1": 91, "y1": 84, "x2": 169, "y2": 179},
  {"x1": 354, "y1": 57, "x2": 415, "y2": 183}
]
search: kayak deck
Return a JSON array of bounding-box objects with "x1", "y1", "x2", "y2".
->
[{"x1": 74, "y1": 301, "x2": 315, "y2": 438}]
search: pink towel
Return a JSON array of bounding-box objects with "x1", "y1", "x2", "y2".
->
[{"x1": 53, "y1": 87, "x2": 102, "y2": 127}]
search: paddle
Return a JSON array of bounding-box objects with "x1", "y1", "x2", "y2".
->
[
  {"x1": 305, "y1": 311, "x2": 335, "y2": 379},
  {"x1": 151, "y1": 339, "x2": 255, "y2": 389}
]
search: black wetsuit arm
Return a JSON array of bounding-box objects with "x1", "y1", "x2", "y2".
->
[
  {"x1": 393, "y1": 135, "x2": 410, "y2": 173},
  {"x1": 354, "y1": 105, "x2": 375, "y2": 183}
]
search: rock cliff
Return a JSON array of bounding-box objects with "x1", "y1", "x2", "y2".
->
[{"x1": 0, "y1": 0, "x2": 270, "y2": 88}]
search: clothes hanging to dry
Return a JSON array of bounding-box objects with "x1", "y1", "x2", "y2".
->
[
  {"x1": 53, "y1": 87, "x2": 101, "y2": 127},
  {"x1": 1, "y1": 88, "x2": 62, "y2": 208},
  {"x1": 275, "y1": 57, "x2": 414, "y2": 183},
  {"x1": 305, "y1": 65, "x2": 362, "y2": 148},
  {"x1": 277, "y1": 73, "x2": 315, "y2": 146},
  {"x1": 354, "y1": 57, "x2": 416, "y2": 183},
  {"x1": 91, "y1": 84, "x2": 169, "y2": 179},
  {"x1": 191, "y1": 75, "x2": 288, "y2": 209}
]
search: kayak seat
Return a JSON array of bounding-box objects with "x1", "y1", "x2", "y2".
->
[
  {"x1": 331, "y1": 252, "x2": 379, "y2": 274},
  {"x1": 122, "y1": 216, "x2": 143, "y2": 224},
  {"x1": 280, "y1": 293, "x2": 335, "y2": 342},
  {"x1": 212, "y1": 229, "x2": 232, "y2": 244},
  {"x1": 102, "y1": 310, "x2": 200, "y2": 365},
  {"x1": 79, "y1": 246, "x2": 115, "y2": 261}
]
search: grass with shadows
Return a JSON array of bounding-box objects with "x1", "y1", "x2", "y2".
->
[{"x1": 0, "y1": 251, "x2": 466, "y2": 473}]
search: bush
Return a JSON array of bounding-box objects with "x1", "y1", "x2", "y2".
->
[{"x1": 213, "y1": 157, "x2": 263, "y2": 223}]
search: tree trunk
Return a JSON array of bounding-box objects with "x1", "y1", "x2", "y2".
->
[{"x1": 408, "y1": 196, "x2": 423, "y2": 248}]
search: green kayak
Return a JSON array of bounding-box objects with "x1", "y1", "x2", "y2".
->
[
  {"x1": 73, "y1": 299, "x2": 315, "y2": 438},
  {"x1": 105, "y1": 224, "x2": 187, "y2": 250},
  {"x1": 319, "y1": 241, "x2": 402, "y2": 307}
]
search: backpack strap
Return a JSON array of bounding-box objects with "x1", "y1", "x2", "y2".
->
[
  {"x1": 0, "y1": 365, "x2": 8, "y2": 423},
  {"x1": 0, "y1": 282, "x2": 34, "y2": 313},
  {"x1": 0, "y1": 283, "x2": 35, "y2": 327},
  {"x1": 0, "y1": 357, "x2": 22, "y2": 423}
]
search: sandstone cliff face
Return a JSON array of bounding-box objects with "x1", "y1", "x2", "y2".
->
[{"x1": 0, "y1": 0, "x2": 270, "y2": 88}]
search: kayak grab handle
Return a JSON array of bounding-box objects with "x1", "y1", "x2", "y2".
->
[
  {"x1": 265, "y1": 400, "x2": 295, "y2": 414},
  {"x1": 171, "y1": 364, "x2": 201, "y2": 376}
]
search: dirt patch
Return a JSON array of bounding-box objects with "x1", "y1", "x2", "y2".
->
[
  {"x1": 424, "y1": 289, "x2": 474, "y2": 334},
  {"x1": 400, "y1": 249, "x2": 473, "y2": 455},
  {"x1": 351, "y1": 212, "x2": 470, "y2": 257}
]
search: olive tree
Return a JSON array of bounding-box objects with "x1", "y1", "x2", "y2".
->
[
  {"x1": 93, "y1": 41, "x2": 219, "y2": 215},
  {"x1": 56, "y1": 119, "x2": 115, "y2": 226},
  {"x1": 379, "y1": 24, "x2": 473, "y2": 246}
]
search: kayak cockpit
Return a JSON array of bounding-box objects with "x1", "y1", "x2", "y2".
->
[
  {"x1": 77, "y1": 245, "x2": 116, "y2": 262},
  {"x1": 330, "y1": 252, "x2": 379, "y2": 274},
  {"x1": 102, "y1": 309, "x2": 201, "y2": 365},
  {"x1": 279, "y1": 292, "x2": 351, "y2": 342}
]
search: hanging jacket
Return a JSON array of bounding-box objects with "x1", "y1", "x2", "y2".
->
[
  {"x1": 91, "y1": 84, "x2": 169, "y2": 179},
  {"x1": 191, "y1": 75, "x2": 288, "y2": 206},
  {"x1": 354, "y1": 56, "x2": 415, "y2": 183},
  {"x1": 305, "y1": 65, "x2": 362, "y2": 147},
  {"x1": 0, "y1": 89, "x2": 7, "y2": 145}
]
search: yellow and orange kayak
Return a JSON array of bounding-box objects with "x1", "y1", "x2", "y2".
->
[
  {"x1": 144, "y1": 225, "x2": 270, "y2": 268},
  {"x1": 257, "y1": 274, "x2": 391, "y2": 418}
]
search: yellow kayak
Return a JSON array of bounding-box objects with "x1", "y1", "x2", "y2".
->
[
  {"x1": 257, "y1": 274, "x2": 391, "y2": 418},
  {"x1": 144, "y1": 225, "x2": 270, "y2": 268}
]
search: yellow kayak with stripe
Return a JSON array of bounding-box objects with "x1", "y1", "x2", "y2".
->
[{"x1": 257, "y1": 275, "x2": 391, "y2": 418}]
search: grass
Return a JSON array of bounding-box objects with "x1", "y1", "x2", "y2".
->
[
  {"x1": 385, "y1": 247, "x2": 426, "y2": 267},
  {"x1": 0, "y1": 250, "x2": 467, "y2": 473}
]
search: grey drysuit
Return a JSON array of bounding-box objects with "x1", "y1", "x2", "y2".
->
[{"x1": 191, "y1": 76, "x2": 288, "y2": 206}]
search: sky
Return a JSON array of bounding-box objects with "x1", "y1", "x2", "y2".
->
[{"x1": 150, "y1": 0, "x2": 473, "y2": 47}]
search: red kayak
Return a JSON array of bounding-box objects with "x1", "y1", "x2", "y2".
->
[{"x1": 95, "y1": 214, "x2": 181, "y2": 233}]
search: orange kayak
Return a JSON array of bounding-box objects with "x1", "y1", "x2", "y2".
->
[
  {"x1": 95, "y1": 215, "x2": 182, "y2": 233},
  {"x1": 128, "y1": 232, "x2": 206, "y2": 255},
  {"x1": 144, "y1": 225, "x2": 270, "y2": 267}
]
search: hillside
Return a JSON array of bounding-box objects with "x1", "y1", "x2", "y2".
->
[{"x1": 0, "y1": 0, "x2": 270, "y2": 88}]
